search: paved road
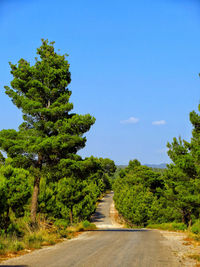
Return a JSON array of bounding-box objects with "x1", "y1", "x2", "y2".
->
[{"x1": 1, "y1": 193, "x2": 181, "y2": 267}]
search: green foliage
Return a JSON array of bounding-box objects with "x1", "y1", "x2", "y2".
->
[
  {"x1": 0, "y1": 159, "x2": 32, "y2": 229},
  {"x1": 114, "y1": 103, "x2": 200, "y2": 228},
  {"x1": 82, "y1": 220, "x2": 91, "y2": 228},
  {"x1": 99, "y1": 158, "x2": 116, "y2": 176},
  {"x1": 165, "y1": 104, "x2": 200, "y2": 225},
  {"x1": 113, "y1": 163, "x2": 163, "y2": 226},
  {"x1": 0, "y1": 39, "x2": 95, "y2": 169},
  {"x1": 0, "y1": 152, "x2": 4, "y2": 165},
  {"x1": 36, "y1": 156, "x2": 114, "y2": 224},
  {"x1": 191, "y1": 220, "x2": 200, "y2": 234},
  {"x1": 127, "y1": 159, "x2": 141, "y2": 171},
  {"x1": 0, "y1": 39, "x2": 96, "y2": 223},
  {"x1": 147, "y1": 222, "x2": 187, "y2": 231},
  {"x1": 0, "y1": 39, "x2": 116, "y2": 239},
  {"x1": 0, "y1": 39, "x2": 117, "y2": 257}
]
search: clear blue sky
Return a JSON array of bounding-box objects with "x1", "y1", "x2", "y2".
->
[{"x1": 0, "y1": 0, "x2": 199, "y2": 165}]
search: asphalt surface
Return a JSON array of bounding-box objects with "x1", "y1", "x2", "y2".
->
[{"x1": 1, "y1": 193, "x2": 181, "y2": 267}]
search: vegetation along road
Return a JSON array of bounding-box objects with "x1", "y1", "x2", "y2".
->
[{"x1": 1, "y1": 192, "x2": 181, "y2": 267}]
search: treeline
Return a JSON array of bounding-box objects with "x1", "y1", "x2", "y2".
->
[
  {"x1": 114, "y1": 104, "x2": 200, "y2": 227},
  {"x1": 0, "y1": 156, "x2": 115, "y2": 231},
  {"x1": 0, "y1": 40, "x2": 116, "y2": 235}
]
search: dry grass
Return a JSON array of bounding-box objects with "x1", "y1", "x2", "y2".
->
[
  {"x1": 0, "y1": 219, "x2": 96, "y2": 262},
  {"x1": 188, "y1": 254, "x2": 200, "y2": 262}
]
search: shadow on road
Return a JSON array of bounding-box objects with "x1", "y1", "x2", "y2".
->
[
  {"x1": 0, "y1": 265, "x2": 28, "y2": 267},
  {"x1": 96, "y1": 195, "x2": 111, "y2": 204},
  {"x1": 91, "y1": 211, "x2": 106, "y2": 223},
  {"x1": 88, "y1": 229, "x2": 148, "y2": 232}
]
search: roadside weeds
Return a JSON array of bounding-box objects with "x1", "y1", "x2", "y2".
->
[{"x1": 0, "y1": 220, "x2": 96, "y2": 263}]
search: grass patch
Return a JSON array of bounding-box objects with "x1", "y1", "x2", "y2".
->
[
  {"x1": 147, "y1": 222, "x2": 187, "y2": 231},
  {"x1": 191, "y1": 220, "x2": 200, "y2": 235},
  {"x1": 0, "y1": 236, "x2": 25, "y2": 255},
  {"x1": 68, "y1": 220, "x2": 97, "y2": 232},
  {"x1": 0, "y1": 218, "x2": 96, "y2": 261}
]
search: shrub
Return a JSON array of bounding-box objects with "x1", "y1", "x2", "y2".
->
[
  {"x1": 10, "y1": 240, "x2": 24, "y2": 252},
  {"x1": 191, "y1": 220, "x2": 200, "y2": 235},
  {"x1": 25, "y1": 232, "x2": 44, "y2": 249},
  {"x1": 82, "y1": 220, "x2": 90, "y2": 228},
  {"x1": 147, "y1": 222, "x2": 187, "y2": 231},
  {"x1": 0, "y1": 242, "x2": 5, "y2": 252},
  {"x1": 54, "y1": 219, "x2": 69, "y2": 229},
  {"x1": 172, "y1": 222, "x2": 187, "y2": 231},
  {"x1": 7, "y1": 222, "x2": 24, "y2": 237}
]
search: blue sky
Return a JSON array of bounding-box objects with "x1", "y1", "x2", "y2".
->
[{"x1": 0, "y1": 0, "x2": 199, "y2": 165}]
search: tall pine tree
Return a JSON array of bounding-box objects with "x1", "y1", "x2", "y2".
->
[
  {"x1": 190, "y1": 104, "x2": 200, "y2": 175},
  {"x1": 0, "y1": 39, "x2": 95, "y2": 224}
]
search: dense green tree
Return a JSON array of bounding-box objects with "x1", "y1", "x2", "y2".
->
[
  {"x1": 0, "y1": 39, "x2": 95, "y2": 224},
  {"x1": 162, "y1": 164, "x2": 200, "y2": 225},
  {"x1": 99, "y1": 158, "x2": 116, "y2": 176},
  {"x1": 36, "y1": 156, "x2": 111, "y2": 224},
  {"x1": 165, "y1": 105, "x2": 200, "y2": 225},
  {"x1": 190, "y1": 104, "x2": 200, "y2": 175},
  {"x1": 0, "y1": 159, "x2": 32, "y2": 229},
  {"x1": 127, "y1": 159, "x2": 141, "y2": 171},
  {"x1": 113, "y1": 163, "x2": 163, "y2": 226},
  {"x1": 167, "y1": 137, "x2": 197, "y2": 178},
  {"x1": 0, "y1": 152, "x2": 4, "y2": 165}
]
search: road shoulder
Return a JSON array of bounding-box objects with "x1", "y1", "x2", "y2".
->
[{"x1": 158, "y1": 229, "x2": 200, "y2": 266}]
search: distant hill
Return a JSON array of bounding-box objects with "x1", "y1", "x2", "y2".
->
[
  {"x1": 145, "y1": 163, "x2": 167, "y2": 169},
  {"x1": 116, "y1": 165, "x2": 127, "y2": 169},
  {"x1": 117, "y1": 163, "x2": 167, "y2": 169}
]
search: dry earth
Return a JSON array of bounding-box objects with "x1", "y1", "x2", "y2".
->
[{"x1": 158, "y1": 230, "x2": 200, "y2": 267}]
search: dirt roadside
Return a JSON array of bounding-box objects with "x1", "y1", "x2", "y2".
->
[{"x1": 158, "y1": 230, "x2": 200, "y2": 267}]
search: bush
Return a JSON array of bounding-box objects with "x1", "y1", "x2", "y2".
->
[
  {"x1": 171, "y1": 222, "x2": 187, "y2": 231},
  {"x1": 54, "y1": 219, "x2": 69, "y2": 229},
  {"x1": 25, "y1": 232, "x2": 44, "y2": 249},
  {"x1": 82, "y1": 220, "x2": 90, "y2": 228},
  {"x1": 10, "y1": 240, "x2": 24, "y2": 252},
  {"x1": 191, "y1": 220, "x2": 200, "y2": 234},
  {"x1": 0, "y1": 242, "x2": 5, "y2": 251},
  {"x1": 147, "y1": 222, "x2": 187, "y2": 231},
  {"x1": 7, "y1": 222, "x2": 24, "y2": 237}
]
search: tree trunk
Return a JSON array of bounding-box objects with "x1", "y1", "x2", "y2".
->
[
  {"x1": 5, "y1": 207, "x2": 10, "y2": 231},
  {"x1": 31, "y1": 176, "x2": 40, "y2": 225},
  {"x1": 182, "y1": 207, "x2": 191, "y2": 226},
  {"x1": 30, "y1": 153, "x2": 42, "y2": 225},
  {"x1": 69, "y1": 208, "x2": 73, "y2": 225}
]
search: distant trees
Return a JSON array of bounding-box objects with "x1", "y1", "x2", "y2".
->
[
  {"x1": 127, "y1": 159, "x2": 141, "y2": 170},
  {"x1": 114, "y1": 160, "x2": 163, "y2": 226},
  {"x1": 114, "y1": 104, "x2": 200, "y2": 227}
]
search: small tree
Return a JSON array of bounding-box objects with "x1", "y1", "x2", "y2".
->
[
  {"x1": 0, "y1": 39, "x2": 95, "y2": 224},
  {"x1": 165, "y1": 104, "x2": 200, "y2": 225},
  {"x1": 0, "y1": 158, "x2": 32, "y2": 229}
]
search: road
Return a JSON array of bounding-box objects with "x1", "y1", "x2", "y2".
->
[{"x1": 1, "y1": 192, "x2": 181, "y2": 267}]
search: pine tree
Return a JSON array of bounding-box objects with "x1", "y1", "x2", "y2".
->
[
  {"x1": 0, "y1": 39, "x2": 95, "y2": 224},
  {"x1": 190, "y1": 104, "x2": 200, "y2": 175},
  {"x1": 165, "y1": 104, "x2": 200, "y2": 225}
]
